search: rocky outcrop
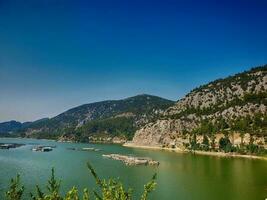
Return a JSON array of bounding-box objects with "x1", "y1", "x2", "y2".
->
[
  {"x1": 131, "y1": 65, "x2": 267, "y2": 151},
  {"x1": 132, "y1": 119, "x2": 197, "y2": 147},
  {"x1": 112, "y1": 136, "x2": 127, "y2": 144},
  {"x1": 88, "y1": 136, "x2": 127, "y2": 144},
  {"x1": 166, "y1": 67, "x2": 267, "y2": 115},
  {"x1": 58, "y1": 134, "x2": 77, "y2": 143}
]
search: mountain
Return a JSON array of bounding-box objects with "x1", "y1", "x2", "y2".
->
[
  {"x1": 0, "y1": 121, "x2": 22, "y2": 135},
  {"x1": 0, "y1": 120, "x2": 34, "y2": 137},
  {"x1": 18, "y1": 94, "x2": 174, "y2": 141},
  {"x1": 131, "y1": 65, "x2": 267, "y2": 154},
  {"x1": 2, "y1": 64, "x2": 267, "y2": 155}
]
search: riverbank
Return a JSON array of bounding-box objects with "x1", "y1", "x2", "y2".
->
[{"x1": 123, "y1": 142, "x2": 267, "y2": 161}]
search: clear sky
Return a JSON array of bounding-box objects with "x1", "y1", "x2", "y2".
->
[{"x1": 0, "y1": 0, "x2": 266, "y2": 122}]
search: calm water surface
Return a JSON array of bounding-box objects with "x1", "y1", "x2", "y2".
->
[{"x1": 0, "y1": 138, "x2": 266, "y2": 200}]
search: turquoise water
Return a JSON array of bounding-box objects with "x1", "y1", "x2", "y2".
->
[{"x1": 0, "y1": 138, "x2": 267, "y2": 200}]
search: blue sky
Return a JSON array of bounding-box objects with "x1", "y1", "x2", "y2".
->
[{"x1": 0, "y1": 0, "x2": 266, "y2": 122}]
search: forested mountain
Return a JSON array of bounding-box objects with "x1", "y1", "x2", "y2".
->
[
  {"x1": 16, "y1": 94, "x2": 174, "y2": 141},
  {"x1": 131, "y1": 65, "x2": 267, "y2": 154},
  {"x1": 0, "y1": 121, "x2": 23, "y2": 135}
]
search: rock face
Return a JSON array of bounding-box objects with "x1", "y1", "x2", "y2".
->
[
  {"x1": 131, "y1": 65, "x2": 267, "y2": 150},
  {"x1": 87, "y1": 136, "x2": 127, "y2": 144},
  {"x1": 112, "y1": 136, "x2": 127, "y2": 144},
  {"x1": 132, "y1": 119, "x2": 197, "y2": 148},
  {"x1": 58, "y1": 134, "x2": 77, "y2": 143}
]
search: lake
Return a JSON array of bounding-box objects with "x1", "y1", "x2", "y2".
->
[{"x1": 0, "y1": 138, "x2": 266, "y2": 200}]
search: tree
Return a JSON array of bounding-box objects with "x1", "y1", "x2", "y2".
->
[
  {"x1": 216, "y1": 117, "x2": 229, "y2": 130},
  {"x1": 202, "y1": 135, "x2": 210, "y2": 151},
  {"x1": 190, "y1": 134, "x2": 198, "y2": 152},
  {"x1": 210, "y1": 135, "x2": 216, "y2": 151},
  {"x1": 219, "y1": 137, "x2": 232, "y2": 153}
]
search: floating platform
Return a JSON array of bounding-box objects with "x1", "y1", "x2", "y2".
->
[
  {"x1": 102, "y1": 154, "x2": 160, "y2": 166},
  {"x1": 0, "y1": 143, "x2": 25, "y2": 149},
  {"x1": 66, "y1": 147, "x2": 101, "y2": 152},
  {"x1": 82, "y1": 147, "x2": 101, "y2": 152}
]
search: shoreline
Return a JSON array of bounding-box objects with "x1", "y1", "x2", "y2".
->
[
  {"x1": 0, "y1": 137, "x2": 56, "y2": 142},
  {"x1": 123, "y1": 142, "x2": 267, "y2": 161},
  {"x1": 1, "y1": 137, "x2": 267, "y2": 161}
]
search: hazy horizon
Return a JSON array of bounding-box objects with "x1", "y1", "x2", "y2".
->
[{"x1": 1, "y1": 0, "x2": 267, "y2": 122}]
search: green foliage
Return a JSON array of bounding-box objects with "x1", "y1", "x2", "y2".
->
[
  {"x1": 140, "y1": 174, "x2": 157, "y2": 200},
  {"x1": 246, "y1": 135, "x2": 267, "y2": 155},
  {"x1": 5, "y1": 163, "x2": 157, "y2": 200},
  {"x1": 189, "y1": 134, "x2": 198, "y2": 152},
  {"x1": 190, "y1": 64, "x2": 267, "y2": 94},
  {"x1": 77, "y1": 117, "x2": 136, "y2": 141},
  {"x1": 47, "y1": 168, "x2": 62, "y2": 199},
  {"x1": 5, "y1": 175, "x2": 24, "y2": 200},
  {"x1": 190, "y1": 112, "x2": 267, "y2": 140},
  {"x1": 192, "y1": 120, "x2": 216, "y2": 135},
  {"x1": 13, "y1": 94, "x2": 174, "y2": 140},
  {"x1": 230, "y1": 113, "x2": 267, "y2": 135},
  {"x1": 30, "y1": 168, "x2": 63, "y2": 200},
  {"x1": 169, "y1": 91, "x2": 267, "y2": 121},
  {"x1": 243, "y1": 92, "x2": 267, "y2": 105},
  {"x1": 87, "y1": 162, "x2": 156, "y2": 200},
  {"x1": 202, "y1": 135, "x2": 210, "y2": 151},
  {"x1": 65, "y1": 187, "x2": 81, "y2": 200},
  {"x1": 219, "y1": 137, "x2": 233, "y2": 153}
]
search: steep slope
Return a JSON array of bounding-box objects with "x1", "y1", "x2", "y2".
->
[
  {"x1": 21, "y1": 94, "x2": 174, "y2": 141},
  {"x1": 131, "y1": 65, "x2": 267, "y2": 154}
]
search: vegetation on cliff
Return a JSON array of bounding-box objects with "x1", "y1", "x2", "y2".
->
[{"x1": 132, "y1": 64, "x2": 267, "y2": 155}]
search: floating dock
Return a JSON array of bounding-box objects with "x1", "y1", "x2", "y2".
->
[{"x1": 102, "y1": 154, "x2": 160, "y2": 166}]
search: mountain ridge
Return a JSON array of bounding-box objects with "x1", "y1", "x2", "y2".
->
[{"x1": 0, "y1": 94, "x2": 174, "y2": 141}]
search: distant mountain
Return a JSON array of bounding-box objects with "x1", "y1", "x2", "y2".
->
[
  {"x1": 131, "y1": 65, "x2": 267, "y2": 154},
  {"x1": 17, "y1": 94, "x2": 174, "y2": 141},
  {"x1": 0, "y1": 121, "x2": 23, "y2": 135}
]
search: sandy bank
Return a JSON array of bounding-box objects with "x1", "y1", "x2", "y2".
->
[{"x1": 123, "y1": 142, "x2": 267, "y2": 161}]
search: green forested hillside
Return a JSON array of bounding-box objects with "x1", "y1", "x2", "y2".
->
[{"x1": 16, "y1": 94, "x2": 174, "y2": 141}]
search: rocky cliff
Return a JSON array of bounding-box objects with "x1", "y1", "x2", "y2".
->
[{"x1": 131, "y1": 65, "x2": 267, "y2": 153}]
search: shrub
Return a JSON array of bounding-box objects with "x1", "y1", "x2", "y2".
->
[
  {"x1": 5, "y1": 162, "x2": 157, "y2": 200},
  {"x1": 219, "y1": 137, "x2": 232, "y2": 153},
  {"x1": 5, "y1": 175, "x2": 24, "y2": 200}
]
